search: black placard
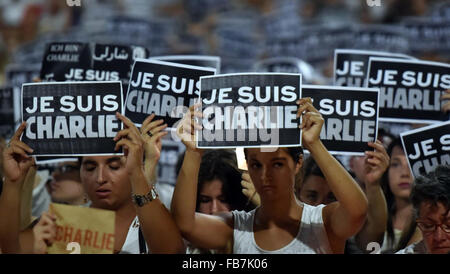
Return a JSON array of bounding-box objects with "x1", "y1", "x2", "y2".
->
[
  {"x1": 124, "y1": 59, "x2": 216, "y2": 128},
  {"x1": 400, "y1": 121, "x2": 450, "y2": 178},
  {"x1": 5, "y1": 64, "x2": 42, "y2": 129},
  {"x1": 198, "y1": 73, "x2": 302, "y2": 148},
  {"x1": 402, "y1": 17, "x2": 450, "y2": 54},
  {"x1": 21, "y1": 81, "x2": 123, "y2": 156},
  {"x1": 0, "y1": 87, "x2": 15, "y2": 138},
  {"x1": 334, "y1": 49, "x2": 413, "y2": 87},
  {"x1": 367, "y1": 58, "x2": 450, "y2": 123},
  {"x1": 302, "y1": 85, "x2": 379, "y2": 155},
  {"x1": 40, "y1": 42, "x2": 149, "y2": 85}
]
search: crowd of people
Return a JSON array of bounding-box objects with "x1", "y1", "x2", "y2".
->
[
  {"x1": 0, "y1": 0, "x2": 449, "y2": 255},
  {"x1": 0, "y1": 96, "x2": 449, "y2": 254}
]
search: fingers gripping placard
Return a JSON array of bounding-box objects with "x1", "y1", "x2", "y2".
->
[{"x1": 21, "y1": 81, "x2": 123, "y2": 156}]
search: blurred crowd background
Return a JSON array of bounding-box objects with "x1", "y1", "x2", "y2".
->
[{"x1": 0, "y1": 0, "x2": 449, "y2": 85}]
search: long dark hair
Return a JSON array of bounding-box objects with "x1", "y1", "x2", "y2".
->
[
  {"x1": 197, "y1": 149, "x2": 255, "y2": 212},
  {"x1": 381, "y1": 137, "x2": 413, "y2": 252}
]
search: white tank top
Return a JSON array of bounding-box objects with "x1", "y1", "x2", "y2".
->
[{"x1": 232, "y1": 203, "x2": 332, "y2": 254}]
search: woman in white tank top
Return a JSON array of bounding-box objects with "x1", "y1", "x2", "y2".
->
[{"x1": 171, "y1": 98, "x2": 368, "y2": 254}]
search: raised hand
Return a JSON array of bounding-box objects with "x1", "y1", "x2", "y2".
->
[
  {"x1": 296, "y1": 98, "x2": 324, "y2": 150},
  {"x1": 113, "y1": 113, "x2": 145, "y2": 176},
  {"x1": 140, "y1": 114, "x2": 168, "y2": 162},
  {"x1": 176, "y1": 103, "x2": 203, "y2": 152},
  {"x1": 2, "y1": 122, "x2": 35, "y2": 184},
  {"x1": 363, "y1": 140, "x2": 390, "y2": 186},
  {"x1": 32, "y1": 212, "x2": 57, "y2": 254},
  {"x1": 241, "y1": 172, "x2": 261, "y2": 207}
]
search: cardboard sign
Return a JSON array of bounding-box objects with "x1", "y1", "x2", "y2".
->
[
  {"x1": 198, "y1": 73, "x2": 302, "y2": 148},
  {"x1": 0, "y1": 87, "x2": 15, "y2": 138},
  {"x1": 150, "y1": 55, "x2": 221, "y2": 74},
  {"x1": 40, "y1": 42, "x2": 150, "y2": 85},
  {"x1": 21, "y1": 81, "x2": 123, "y2": 156},
  {"x1": 334, "y1": 49, "x2": 413, "y2": 87},
  {"x1": 47, "y1": 203, "x2": 115, "y2": 254},
  {"x1": 367, "y1": 58, "x2": 450, "y2": 123},
  {"x1": 400, "y1": 121, "x2": 450, "y2": 178},
  {"x1": 302, "y1": 85, "x2": 379, "y2": 155},
  {"x1": 124, "y1": 59, "x2": 216, "y2": 128}
]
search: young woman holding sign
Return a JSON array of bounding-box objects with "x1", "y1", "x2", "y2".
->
[
  {"x1": 1, "y1": 114, "x2": 185, "y2": 254},
  {"x1": 171, "y1": 98, "x2": 368, "y2": 253}
]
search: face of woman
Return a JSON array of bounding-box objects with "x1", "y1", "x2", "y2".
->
[
  {"x1": 246, "y1": 148, "x2": 300, "y2": 201},
  {"x1": 198, "y1": 179, "x2": 231, "y2": 215},
  {"x1": 299, "y1": 175, "x2": 336, "y2": 206},
  {"x1": 50, "y1": 162, "x2": 84, "y2": 205},
  {"x1": 80, "y1": 156, "x2": 133, "y2": 210},
  {"x1": 388, "y1": 146, "x2": 414, "y2": 200}
]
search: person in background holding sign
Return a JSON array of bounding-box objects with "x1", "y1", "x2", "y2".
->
[
  {"x1": 171, "y1": 98, "x2": 368, "y2": 254},
  {"x1": 395, "y1": 165, "x2": 450, "y2": 254},
  {"x1": 381, "y1": 138, "x2": 421, "y2": 253},
  {"x1": 187, "y1": 149, "x2": 256, "y2": 254}
]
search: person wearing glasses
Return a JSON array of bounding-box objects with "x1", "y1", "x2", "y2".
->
[
  {"x1": 47, "y1": 161, "x2": 88, "y2": 206},
  {"x1": 396, "y1": 165, "x2": 450, "y2": 254}
]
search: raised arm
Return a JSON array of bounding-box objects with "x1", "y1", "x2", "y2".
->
[
  {"x1": 114, "y1": 113, "x2": 184, "y2": 254},
  {"x1": 297, "y1": 98, "x2": 368, "y2": 250},
  {"x1": 140, "y1": 113, "x2": 168, "y2": 185},
  {"x1": 0, "y1": 122, "x2": 35, "y2": 253},
  {"x1": 170, "y1": 104, "x2": 234, "y2": 250},
  {"x1": 354, "y1": 140, "x2": 389, "y2": 252}
]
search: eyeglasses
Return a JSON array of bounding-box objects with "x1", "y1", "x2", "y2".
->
[{"x1": 416, "y1": 219, "x2": 450, "y2": 234}]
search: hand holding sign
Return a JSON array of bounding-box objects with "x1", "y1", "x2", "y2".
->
[
  {"x1": 140, "y1": 114, "x2": 168, "y2": 184},
  {"x1": 2, "y1": 122, "x2": 35, "y2": 184},
  {"x1": 176, "y1": 103, "x2": 203, "y2": 153},
  {"x1": 114, "y1": 113, "x2": 145, "y2": 176},
  {"x1": 32, "y1": 211, "x2": 57, "y2": 254},
  {"x1": 140, "y1": 114, "x2": 168, "y2": 162},
  {"x1": 297, "y1": 98, "x2": 324, "y2": 151},
  {"x1": 442, "y1": 89, "x2": 450, "y2": 113},
  {"x1": 363, "y1": 140, "x2": 390, "y2": 187},
  {"x1": 241, "y1": 172, "x2": 261, "y2": 207}
]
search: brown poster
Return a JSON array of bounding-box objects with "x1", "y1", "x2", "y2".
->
[{"x1": 47, "y1": 203, "x2": 115, "y2": 254}]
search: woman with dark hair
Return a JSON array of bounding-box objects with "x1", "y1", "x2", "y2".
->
[
  {"x1": 187, "y1": 149, "x2": 255, "y2": 254},
  {"x1": 172, "y1": 98, "x2": 368, "y2": 254},
  {"x1": 381, "y1": 137, "x2": 421, "y2": 252},
  {"x1": 197, "y1": 149, "x2": 254, "y2": 215},
  {"x1": 296, "y1": 156, "x2": 336, "y2": 206}
]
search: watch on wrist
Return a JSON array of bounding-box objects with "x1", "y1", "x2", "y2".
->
[{"x1": 132, "y1": 185, "x2": 159, "y2": 207}]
